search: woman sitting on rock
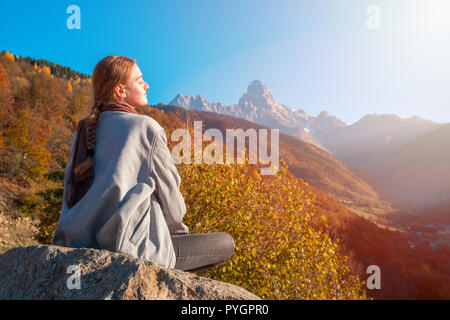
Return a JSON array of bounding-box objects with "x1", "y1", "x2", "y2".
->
[{"x1": 52, "y1": 55, "x2": 235, "y2": 272}]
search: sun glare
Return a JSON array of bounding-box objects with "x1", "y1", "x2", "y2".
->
[{"x1": 410, "y1": 0, "x2": 450, "y2": 39}]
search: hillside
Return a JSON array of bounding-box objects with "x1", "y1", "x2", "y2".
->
[
  {"x1": 306, "y1": 184, "x2": 450, "y2": 299},
  {"x1": 318, "y1": 114, "x2": 443, "y2": 170},
  {"x1": 149, "y1": 106, "x2": 450, "y2": 299},
  {"x1": 155, "y1": 104, "x2": 381, "y2": 205},
  {"x1": 365, "y1": 123, "x2": 450, "y2": 209}
]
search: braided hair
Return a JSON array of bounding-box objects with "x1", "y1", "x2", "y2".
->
[{"x1": 73, "y1": 55, "x2": 136, "y2": 175}]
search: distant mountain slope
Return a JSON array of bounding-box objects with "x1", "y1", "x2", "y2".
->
[
  {"x1": 364, "y1": 123, "x2": 450, "y2": 208},
  {"x1": 169, "y1": 80, "x2": 347, "y2": 152},
  {"x1": 156, "y1": 103, "x2": 380, "y2": 203},
  {"x1": 318, "y1": 114, "x2": 443, "y2": 169},
  {"x1": 154, "y1": 103, "x2": 450, "y2": 299}
]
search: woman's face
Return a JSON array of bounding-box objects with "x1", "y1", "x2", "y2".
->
[{"x1": 115, "y1": 64, "x2": 149, "y2": 107}]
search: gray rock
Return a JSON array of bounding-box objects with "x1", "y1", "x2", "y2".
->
[{"x1": 0, "y1": 245, "x2": 260, "y2": 300}]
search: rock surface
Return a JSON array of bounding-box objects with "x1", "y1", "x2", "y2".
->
[{"x1": 0, "y1": 245, "x2": 260, "y2": 300}]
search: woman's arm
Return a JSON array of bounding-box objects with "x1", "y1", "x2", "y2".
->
[{"x1": 152, "y1": 128, "x2": 189, "y2": 235}]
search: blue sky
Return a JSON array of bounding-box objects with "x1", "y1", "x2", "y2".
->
[{"x1": 1, "y1": 0, "x2": 449, "y2": 125}]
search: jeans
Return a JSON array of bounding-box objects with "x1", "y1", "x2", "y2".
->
[{"x1": 170, "y1": 232, "x2": 235, "y2": 273}]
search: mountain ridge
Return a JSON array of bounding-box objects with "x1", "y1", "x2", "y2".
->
[
  {"x1": 154, "y1": 103, "x2": 381, "y2": 204},
  {"x1": 169, "y1": 80, "x2": 340, "y2": 152},
  {"x1": 168, "y1": 80, "x2": 441, "y2": 170},
  {"x1": 366, "y1": 123, "x2": 450, "y2": 208}
]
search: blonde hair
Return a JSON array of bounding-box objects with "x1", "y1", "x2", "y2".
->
[{"x1": 73, "y1": 55, "x2": 136, "y2": 176}]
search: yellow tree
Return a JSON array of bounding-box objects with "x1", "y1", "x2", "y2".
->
[
  {"x1": 0, "y1": 62, "x2": 11, "y2": 105},
  {"x1": 3, "y1": 51, "x2": 15, "y2": 62},
  {"x1": 0, "y1": 63, "x2": 12, "y2": 149},
  {"x1": 179, "y1": 158, "x2": 367, "y2": 300},
  {"x1": 3, "y1": 108, "x2": 52, "y2": 180}
]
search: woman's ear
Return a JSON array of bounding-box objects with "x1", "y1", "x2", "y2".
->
[{"x1": 114, "y1": 83, "x2": 126, "y2": 98}]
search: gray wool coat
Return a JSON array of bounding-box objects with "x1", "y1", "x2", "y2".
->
[{"x1": 52, "y1": 110, "x2": 189, "y2": 269}]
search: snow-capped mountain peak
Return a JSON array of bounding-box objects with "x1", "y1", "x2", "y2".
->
[{"x1": 168, "y1": 80, "x2": 345, "y2": 152}]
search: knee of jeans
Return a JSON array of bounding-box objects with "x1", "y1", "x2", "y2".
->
[{"x1": 223, "y1": 233, "x2": 235, "y2": 256}]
